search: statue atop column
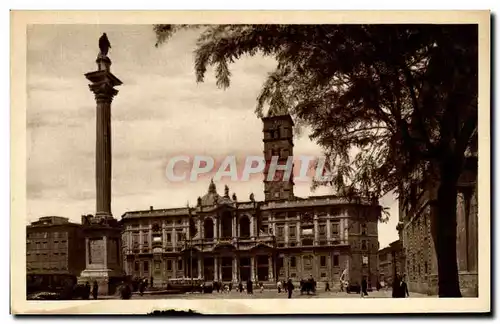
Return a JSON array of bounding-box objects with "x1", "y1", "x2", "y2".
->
[
  {"x1": 99, "y1": 33, "x2": 112, "y2": 56},
  {"x1": 96, "y1": 33, "x2": 112, "y2": 72}
]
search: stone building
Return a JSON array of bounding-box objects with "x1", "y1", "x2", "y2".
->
[
  {"x1": 26, "y1": 216, "x2": 86, "y2": 290},
  {"x1": 377, "y1": 239, "x2": 402, "y2": 287},
  {"x1": 120, "y1": 114, "x2": 381, "y2": 288},
  {"x1": 398, "y1": 151, "x2": 478, "y2": 296}
]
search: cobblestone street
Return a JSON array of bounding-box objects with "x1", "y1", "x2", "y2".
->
[{"x1": 118, "y1": 289, "x2": 432, "y2": 300}]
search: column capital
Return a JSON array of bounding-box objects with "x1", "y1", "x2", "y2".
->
[
  {"x1": 85, "y1": 68, "x2": 122, "y2": 103},
  {"x1": 89, "y1": 81, "x2": 119, "y2": 102}
]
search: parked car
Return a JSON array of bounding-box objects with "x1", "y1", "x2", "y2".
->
[
  {"x1": 27, "y1": 291, "x2": 61, "y2": 300},
  {"x1": 345, "y1": 282, "x2": 361, "y2": 294}
]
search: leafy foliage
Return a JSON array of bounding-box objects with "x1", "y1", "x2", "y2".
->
[{"x1": 154, "y1": 24, "x2": 478, "y2": 206}]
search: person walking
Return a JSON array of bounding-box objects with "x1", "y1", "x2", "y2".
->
[
  {"x1": 325, "y1": 282, "x2": 331, "y2": 292},
  {"x1": 238, "y1": 281, "x2": 243, "y2": 293},
  {"x1": 392, "y1": 274, "x2": 401, "y2": 298},
  {"x1": 92, "y1": 280, "x2": 99, "y2": 300},
  {"x1": 277, "y1": 280, "x2": 282, "y2": 293},
  {"x1": 84, "y1": 282, "x2": 91, "y2": 300},
  {"x1": 361, "y1": 277, "x2": 369, "y2": 297},
  {"x1": 399, "y1": 274, "x2": 410, "y2": 298},
  {"x1": 120, "y1": 282, "x2": 132, "y2": 300},
  {"x1": 139, "y1": 280, "x2": 145, "y2": 296},
  {"x1": 287, "y1": 279, "x2": 294, "y2": 299}
]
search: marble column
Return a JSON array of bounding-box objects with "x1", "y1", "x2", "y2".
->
[
  {"x1": 250, "y1": 217, "x2": 254, "y2": 238},
  {"x1": 213, "y1": 220, "x2": 217, "y2": 240},
  {"x1": 162, "y1": 225, "x2": 166, "y2": 248},
  {"x1": 197, "y1": 258, "x2": 202, "y2": 279},
  {"x1": 148, "y1": 226, "x2": 152, "y2": 250},
  {"x1": 268, "y1": 256, "x2": 274, "y2": 280},
  {"x1": 214, "y1": 257, "x2": 218, "y2": 281},
  {"x1": 250, "y1": 256, "x2": 256, "y2": 281},
  {"x1": 232, "y1": 256, "x2": 238, "y2": 282},
  {"x1": 232, "y1": 216, "x2": 236, "y2": 238},
  {"x1": 326, "y1": 219, "x2": 331, "y2": 240},
  {"x1": 86, "y1": 55, "x2": 121, "y2": 219},
  {"x1": 314, "y1": 214, "x2": 319, "y2": 244}
]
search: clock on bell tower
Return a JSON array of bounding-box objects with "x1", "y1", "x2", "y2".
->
[{"x1": 262, "y1": 114, "x2": 295, "y2": 201}]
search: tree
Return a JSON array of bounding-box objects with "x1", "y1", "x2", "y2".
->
[{"x1": 154, "y1": 24, "x2": 478, "y2": 297}]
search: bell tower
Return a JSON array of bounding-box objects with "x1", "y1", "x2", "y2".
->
[{"x1": 262, "y1": 114, "x2": 294, "y2": 201}]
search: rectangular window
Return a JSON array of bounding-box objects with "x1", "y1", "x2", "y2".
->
[
  {"x1": 361, "y1": 240, "x2": 367, "y2": 250},
  {"x1": 167, "y1": 260, "x2": 172, "y2": 271},
  {"x1": 333, "y1": 255, "x2": 339, "y2": 266},
  {"x1": 319, "y1": 225, "x2": 326, "y2": 235},
  {"x1": 143, "y1": 261, "x2": 149, "y2": 272},
  {"x1": 134, "y1": 261, "x2": 140, "y2": 272},
  {"x1": 177, "y1": 259, "x2": 183, "y2": 270},
  {"x1": 331, "y1": 222, "x2": 339, "y2": 235},
  {"x1": 320, "y1": 256, "x2": 326, "y2": 267},
  {"x1": 290, "y1": 256, "x2": 296, "y2": 268},
  {"x1": 289, "y1": 226, "x2": 296, "y2": 237},
  {"x1": 167, "y1": 233, "x2": 172, "y2": 242},
  {"x1": 277, "y1": 226, "x2": 284, "y2": 237}
]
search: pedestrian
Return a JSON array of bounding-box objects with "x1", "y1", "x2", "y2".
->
[
  {"x1": 229, "y1": 282, "x2": 233, "y2": 292},
  {"x1": 277, "y1": 280, "x2": 282, "y2": 293},
  {"x1": 120, "y1": 282, "x2": 132, "y2": 300},
  {"x1": 139, "y1": 280, "x2": 145, "y2": 296},
  {"x1": 287, "y1": 279, "x2": 294, "y2": 299},
  {"x1": 84, "y1": 282, "x2": 91, "y2": 300},
  {"x1": 361, "y1": 277, "x2": 368, "y2": 297},
  {"x1": 325, "y1": 282, "x2": 331, "y2": 292},
  {"x1": 247, "y1": 279, "x2": 253, "y2": 294},
  {"x1": 260, "y1": 282, "x2": 264, "y2": 293},
  {"x1": 92, "y1": 280, "x2": 98, "y2": 300},
  {"x1": 150, "y1": 276, "x2": 154, "y2": 288},
  {"x1": 400, "y1": 274, "x2": 409, "y2": 298},
  {"x1": 238, "y1": 282, "x2": 243, "y2": 293},
  {"x1": 392, "y1": 274, "x2": 401, "y2": 298}
]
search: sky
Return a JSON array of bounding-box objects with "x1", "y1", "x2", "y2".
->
[{"x1": 26, "y1": 24, "x2": 399, "y2": 248}]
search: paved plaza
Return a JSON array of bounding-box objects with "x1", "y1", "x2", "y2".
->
[{"x1": 119, "y1": 289, "x2": 431, "y2": 300}]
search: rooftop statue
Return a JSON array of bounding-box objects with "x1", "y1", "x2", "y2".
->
[{"x1": 99, "y1": 33, "x2": 111, "y2": 56}]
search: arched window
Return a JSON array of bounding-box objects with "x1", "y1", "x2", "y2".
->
[
  {"x1": 221, "y1": 211, "x2": 232, "y2": 238},
  {"x1": 240, "y1": 216, "x2": 250, "y2": 238},
  {"x1": 204, "y1": 218, "x2": 214, "y2": 239}
]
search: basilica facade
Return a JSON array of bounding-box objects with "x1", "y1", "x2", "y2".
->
[{"x1": 120, "y1": 115, "x2": 381, "y2": 287}]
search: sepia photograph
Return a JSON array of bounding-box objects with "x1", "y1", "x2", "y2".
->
[{"x1": 11, "y1": 10, "x2": 490, "y2": 314}]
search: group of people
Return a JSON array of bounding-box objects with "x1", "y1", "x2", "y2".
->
[{"x1": 77, "y1": 281, "x2": 100, "y2": 300}]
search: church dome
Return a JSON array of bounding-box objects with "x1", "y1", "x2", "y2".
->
[
  {"x1": 200, "y1": 179, "x2": 221, "y2": 206},
  {"x1": 199, "y1": 180, "x2": 234, "y2": 206}
]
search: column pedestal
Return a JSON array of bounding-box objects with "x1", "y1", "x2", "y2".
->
[{"x1": 78, "y1": 223, "x2": 124, "y2": 296}]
